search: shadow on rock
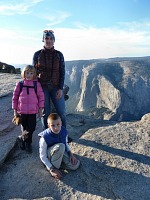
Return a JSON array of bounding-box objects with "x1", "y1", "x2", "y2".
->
[
  {"x1": 62, "y1": 154, "x2": 150, "y2": 200},
  {"x1": 77, "y1": 138, "x2": 150, "y2": 166}
]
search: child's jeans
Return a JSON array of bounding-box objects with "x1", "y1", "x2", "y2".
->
[{"x1": 47, "y1": 143, "x2": 80, "y2": 170}]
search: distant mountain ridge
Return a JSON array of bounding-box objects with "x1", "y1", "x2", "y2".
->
[
  {"x1": 11, "y1": 55, "x2": 150, "y2": 69},
  {"x1": 13, "y1": 64, "x2": 27, "y2": 71}
]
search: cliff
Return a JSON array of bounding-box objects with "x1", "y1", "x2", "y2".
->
[{"x1": 65, "y1": 57, "x2": 150, "y2": 121}]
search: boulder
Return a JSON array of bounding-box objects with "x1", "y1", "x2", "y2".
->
[{"x1": 0, "y1": 62, "x2": 16, "y2": 74}]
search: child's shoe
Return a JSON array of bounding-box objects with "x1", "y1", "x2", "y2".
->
[
  {"x1": 25, "y1": 143, "x2": 32, "y2": 154},
  {"x1": 17, "y1": 136, "x2": 25, "y2": 150},
  {"x1": 68, "y1": 136, "x2": 73, "y2": 143}
]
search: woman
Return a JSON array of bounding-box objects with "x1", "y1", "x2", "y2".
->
[{"x1": 32, "y1": 30, "x2": 72, "y2": 142}]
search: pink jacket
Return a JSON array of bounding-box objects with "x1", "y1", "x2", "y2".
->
[{"x1": 12, "y1": 79, "x2": 44, "y2": 114}]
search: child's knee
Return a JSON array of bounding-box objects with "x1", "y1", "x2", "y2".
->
[
  {"x1": 57, "y1": 143, "x2": 65, "y2": 152},
  {"x1": 49, "y1": 143, "x2": 65, "y2": 157}
]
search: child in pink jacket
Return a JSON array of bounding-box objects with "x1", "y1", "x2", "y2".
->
[{"x1": 12, "y1": 65, "x2": 44, "y2": 153}]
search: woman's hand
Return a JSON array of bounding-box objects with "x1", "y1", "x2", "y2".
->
[{"x1": 56, "y1": 89, "x2": 63, "y2": 99}]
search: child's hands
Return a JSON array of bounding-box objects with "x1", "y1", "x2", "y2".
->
[
  {"x1": 14, "y1": 110, "x2": 18, "y2": 117},
  {"x1": 69, "y1": 152, "x2": 78, "y2": 165},
  {"x1": 38, "y1": 108, "x2": 43, "y2": 119},
  {"x1": 49, "y1": 168, "x2": 62, "y2": 179}
]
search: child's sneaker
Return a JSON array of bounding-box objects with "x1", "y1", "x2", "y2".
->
[
  {"x1": 25, "y1": 143, "x2": 32, "y2": 154},
  {"x1": 68, "y1": 136, "x2": 73, "y2": 143},
  {"x1": 17, "y1": 136, "x2": 25, "y2": 150}
]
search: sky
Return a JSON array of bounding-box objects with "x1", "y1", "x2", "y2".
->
[{"x1": 1, "y1": 0, "x2": 150, "y2": 66}]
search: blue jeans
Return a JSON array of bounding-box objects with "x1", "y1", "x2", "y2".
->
[{"x1": 41, "y1": 86, "x2": 66, "y2": 129}]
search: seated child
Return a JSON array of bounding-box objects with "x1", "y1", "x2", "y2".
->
[{"x1": 38, "y1": 113, "x2": 80, "y2": 179}]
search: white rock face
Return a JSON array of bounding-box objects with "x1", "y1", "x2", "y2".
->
[{"x1": 77, "y1": 70, "x2": 121, "y2": 112}]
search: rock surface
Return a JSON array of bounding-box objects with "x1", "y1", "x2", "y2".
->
[{"x1": 0, "y1": 73, "x2": 150, "y2": 200}]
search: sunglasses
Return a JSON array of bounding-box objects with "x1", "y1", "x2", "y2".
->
[{"x1": 43, "y1": 29, "x2": 54, "y2": 33}]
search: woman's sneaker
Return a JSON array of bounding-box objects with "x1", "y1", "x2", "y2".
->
[{"x1": 17, "y1": 136, "x2": 25, "y2": 150}]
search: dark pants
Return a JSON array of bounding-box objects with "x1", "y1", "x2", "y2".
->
[{"x1": 21, "y1": 114, "x2": 36, "y2": 144}]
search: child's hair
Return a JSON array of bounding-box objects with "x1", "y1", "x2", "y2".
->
[
  {"x1": 47, "y1": 113, "x2": 61, "y2": 121},
  {"x1": 21, "y1": 65, "x2": 36, "y2": 79}
]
